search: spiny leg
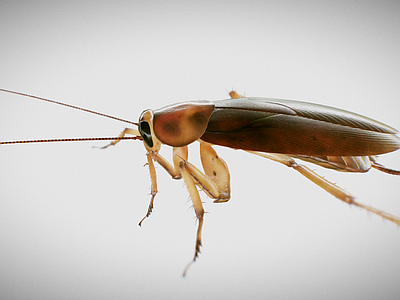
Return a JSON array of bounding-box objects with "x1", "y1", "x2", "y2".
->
[
  {"x1": 168, "y1": 143, "x2": 230, "y2": 276},
  {"x1": 294, "y1": 164, "x2": 399, "y2": 225},
  {"x1": 149, "y1": 147, "x2": 187, "y2": 179},
  {"x1": 99, "y1": 128, "x2": 140, "y2": 149},
  {"x1": 95, "y1": 127, "x2": 156, "y2": 224},
  {"x1": 371, "y1": 162, "x2": 400, "y2": 175},
  {"x1": 180, "y1": 160, "x2": 205, "y2": 277},
  {"x1": 229, "y1": 90, "x2": 245, "y2": 99},
  {"x1": 248, "y1": 151, "x2": 400, "y2": 226},
  {"x1": 141, "y1": 147, "x2": 203, "y2": 275},
  {"x1": 144, "y1": 144, "x2": 231, "y2": 275},
  {"x1": 199, "y1": 141, "x2": 230, "y2": 202},
  {"x1": 138, "y1": 147, "x2": 188, "y2": 226},
  {"x1": 139, "y1": 153, "x2": 158, "y2": 226},
  {"x1": 150, "y1": 147, "x2": 208, "y2": 275}
]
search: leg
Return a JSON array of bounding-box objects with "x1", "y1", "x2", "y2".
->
[
  {"x1": 247, "y1": 151, "x2": 400, "y2": 225},
  {"x1": 180, "y1": 160, "x2": 205, "y2": 277},
  {"x1": 199, "y1": 140, "x2": 230, "y2": 202},
  {"x1": 150, "y1": 143, "x2": 231, "y2": 275},
  {"x1": 99, "y1": 128, "x2": 140, "y2": 149},
  {"x1": 229, "y1": 90, "x2": 245, "y2": 99},
  {"x1": 370, "y1": 156, "x2": 400, "y2": 175},
  {"x1": 150, "y1": 143, "x2": 231, "y2": 203},
  {"x1": 138, "y1": 153, "x2": 158, "y2": 226},
  {"x1": 139, "y1": 147, "x2": 188, "y2": 226}
]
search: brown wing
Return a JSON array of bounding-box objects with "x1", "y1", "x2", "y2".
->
[{"x1": 200, "y1": 98, "x2": 400, "y2": 156}]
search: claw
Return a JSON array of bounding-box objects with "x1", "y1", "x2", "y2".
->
[
  {"x1": 182, "y1": 216, "x2": 203, "y2": 277},
  {"x1": 138, "y1": 200, "x2": 154, "y2": 227}
]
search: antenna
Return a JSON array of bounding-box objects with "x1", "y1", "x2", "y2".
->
[
  {"x1": 0, "y1": 88, "x2": 139, "y2": 126},
  {"x1": 0, "y1": 136, "x2": 142, "y2": 145},
  {"x1": 1, "y1": 88, "x2": 142, "y2": 146}
]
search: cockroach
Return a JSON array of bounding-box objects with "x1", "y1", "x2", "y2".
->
[{"x1": 1, "y1": 88, "x2": 399, "y2": 276}]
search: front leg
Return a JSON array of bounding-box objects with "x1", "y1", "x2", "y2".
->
[
  {"x1": 99, "y1": 128, "x2": 140, "y2": 149},
  {"x1": 138, "y1": 153, "x2": 158, "y2": 226},
  {"x1": 181, "y1": 142, "x2": 231, "y2": 275},
  {"x1": 152, "y1": 143, "x2": 231, "y2": 276},
  {"x1": 180, "y1": 160, "x2": 205, "y2": 277},
  {"x1": 139, "y1": 147, "x2": 188, "y2": 226},
  {"x1": 146, "y1": 146, "x2": 205, "y2": 276}
]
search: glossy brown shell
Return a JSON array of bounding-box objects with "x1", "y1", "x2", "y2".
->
[
  {"x1": 200, "y1": 98, "x2": 400, "y2": 156},
  {"x1": 153, "y1": 101, "x2": 215, "y2": 147}
]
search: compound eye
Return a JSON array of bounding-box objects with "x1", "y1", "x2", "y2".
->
[{"x1": 138, "y1": 121, "x2": 153, "y2": 148}]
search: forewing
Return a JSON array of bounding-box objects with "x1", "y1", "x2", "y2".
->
[{"x1": 200, "y1": 98, "x2": 400, "y2": 156}]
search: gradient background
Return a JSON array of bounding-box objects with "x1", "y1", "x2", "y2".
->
[{"x1": 1, "y1": 1, "x2": 400, "y2": 299}]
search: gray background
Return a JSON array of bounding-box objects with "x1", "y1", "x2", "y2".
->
[{"x1": 1, "y1": 1, "x2": 400, "y2": 299}]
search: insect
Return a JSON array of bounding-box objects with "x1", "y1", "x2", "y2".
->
[{"x1": 1, "y1": 88, "x2": 399, "y2": 276}]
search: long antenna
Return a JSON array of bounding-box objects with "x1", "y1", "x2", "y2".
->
[
  {"x1": 0, "y1": 136, "x2": 142, "y2": 145},
  {"x1": 0, "y1": 88, "x2": 138, "y2": 126}
]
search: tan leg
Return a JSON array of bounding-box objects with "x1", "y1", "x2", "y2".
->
[
  {"x1": 97, "y1": 127, "x2": 157, "y2": 225},
  {"x1": 138, "y1": 153, "x2": 158, "y2": 226},
  {"x1": 149, "y1": 147, "x2": 188, "y2": 179},
  {"x1": 247, "y1": 151, "x2": 400, "y2": 225},
  {"x1": 149, "y1": 143, "x2": 230, "y2": 275},
  {"x1": 199, "y1": 141, "x2": 230, "y2": 202},
  {"x1": 99, "y1": 128, "x2": 140, "y2": 149},
  {"x1": 180, "y1": 160, "x2": 205, "y2": 277},
  {"x1": 137, "y1": 147, "x2": 188, "y2": 227},
  {"x1": 149, "y1": 148, "x2": 205, "y2": 275},
  {"x1": 150, "y1": 144, "x2": 230, "y2": 203},
  {"x1": 100, "y1": 133, "x2": 232, "y2": 274},
  {"x1": 229, "y1": 90, "x2": 245, "y2": 99}
]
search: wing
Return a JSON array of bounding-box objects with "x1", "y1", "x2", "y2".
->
[{"x1": 200, "y1": 98, "x2": 400, "y2": 156}]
